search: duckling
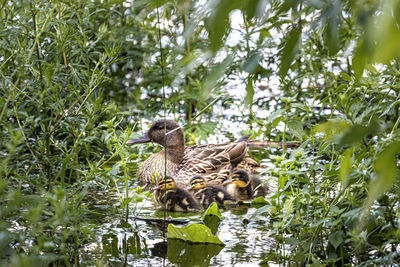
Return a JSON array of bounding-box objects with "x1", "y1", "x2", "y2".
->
[
  {"x1": 223, "y1": 170, "x2": 268, "y2": 201},
  {"x1": 153, "y1": 176, "x2": 202, "y2": 212},
  {"x1": 187, "y1": 176, "x2": 237, "y2": 207}
]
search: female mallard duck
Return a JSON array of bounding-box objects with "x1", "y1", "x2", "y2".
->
[
  {"x1": 126, "y1": 119, "x2": 259, "y2": 187},
  {"x1": 187, "y1": 176, "x2": 237, "y2": 207},
  {"x1": 153, "y1": 176, "x2": 202, "y2": 212},
  {"x1": 224, "y1": 170, "x2": 268, "y2": 201}
]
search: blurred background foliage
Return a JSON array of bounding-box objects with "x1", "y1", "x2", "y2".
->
[{"x1": 0, "y1": 0, "x2": 399, "y2": 265}]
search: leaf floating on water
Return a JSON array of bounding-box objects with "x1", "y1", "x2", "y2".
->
[
  {"x1": 251, "y1": 197, "x2": 267, "y2": 205},
  {"x1": 201, "y1": 202, "x2": 222, "y2": 221},
  {"x1": 167, "y1": 223, "x2": 225, "y2": 245}
]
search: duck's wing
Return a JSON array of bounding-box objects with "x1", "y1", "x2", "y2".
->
[{"x1": 176, "y1": 141, "x2": 249, "y2": 184}]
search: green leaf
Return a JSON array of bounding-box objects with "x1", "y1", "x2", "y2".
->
[
  {"x1": 201, "y1": 202, "x2": 221, "y2": 235},
  {"x1": 328, "y1": 231, "x2": 344, "y2": 249},
  {"x1": 315, "y1": 119, "x2": 350, "y2": 139},
  {"x1": 371, "y1": 0, "x2": 400, "y2": 63},
  {"x1": 201, "y1": 202, "x2": 222, "y2": 220},
  {"x1": 340, "y1": 72, "x2": 352, "y2": 82},
  {"x1": 339, "y1": 148, "x2": 353, "y2": 187},
  {"x1": 352, "y1": 38, "x2": 368, "y2": 80},
  {"x1": 366, "y1": 141, "x2": 400, "y2": 205},
  {"x1": 287, "y1": 120, "x2": 304, "y2": 139},
  {"x1": 249, "y1": 204, "x2": 271, "y2": 220},
  {"x1": 279, "y1": 25, "x2": 302, "y2": 79},
  {"x1": 167, "y1": 223, "x2": 225, "y2": 245},
  {"x1": 339, "y1": 122, "x2": 379, "y2": 146},
  {"x1": 251, "y1": 197, "x2": 267, "y2": 205},
  {"x1": 244, "y1": 78, "x2": 255, "y2": 107},
  {"x1": 201, "y1": 56, "x2": 233, "y2": 99}
]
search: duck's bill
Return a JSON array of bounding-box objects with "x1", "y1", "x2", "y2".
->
[
  {"x1": 153, "y1": 185, "x2": 160, "y2": 190},
  {"x1": 126, "y1": 134, "x2": 151, "y2": 145},
  {"x1": 223, "y1": 178, "x2": 232, "y2": 184}
]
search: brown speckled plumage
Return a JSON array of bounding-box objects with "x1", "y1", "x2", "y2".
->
[{"x1": 127, "y1": 120, "x2": 260, "y2": 187}]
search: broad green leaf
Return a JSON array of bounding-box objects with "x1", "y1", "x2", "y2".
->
[
  {"x1": 287, "y1": 120, "x2": 304, "y2": 139},
  {"x1": 315, "y1": 120, "x2": 350, "y2": 139},
  {"x1": 339, "y1": 122, "x2": 379, "y2": 146},
  {"x1": 328, "y1": 231, "x2": 344, "y2": 249},
  {"x1": 167, "y1": 223, "x2": 225, "y2": 245},
  {"x1": 352, "y1": 38, "x2": 368, "y2": 79},
  {"x1": 201, "y1": 56, "x2": 233, "y2": 99},
  {"x1": 251, "y1": 197, "x2": 267, "y2": 205},
  {"x1": 201, "y1": 203, "x2": 222, "y2": 234},
  {"x1": 279, "y1": 25, "x2": 302, "y2": 79},
  {"x1": 249, "y1": 204, "x2": 271, "y2": 220},
  {"x1": 242, "y1": 52, "x2": 262, "y2": 74},
  {"x1": 206, "y1": 0, "x2": 239, "y2": 52},
  {"x1": 339, "y1": 148, "x2": 353, "y2": 187},
  {"x1": 201, "y1": 202, "x2": 222, "y2": 220},
  {"x1": 371, "y1": 0, "x2": 400, "y2": 63},
  {"x1": 366, "y1": 141, "x2": 400, "y2": 206}
]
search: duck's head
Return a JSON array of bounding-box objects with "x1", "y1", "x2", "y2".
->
[
  {"x1": 224, "y1": 170, "x2": 250, "y2": 188},
  {"x1": 153, "y1": 176, "x2": 177, "y2": 190},
  {"x1": 126, "y1": 119, "x2": 184, "y2": 148},
  {"x1": 187, "y1": 176, "x2": 206, "y2": 190}
]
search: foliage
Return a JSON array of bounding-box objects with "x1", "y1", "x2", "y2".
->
[{"x1": 167, "y1": 223, "x2": 225, "y2": 245}]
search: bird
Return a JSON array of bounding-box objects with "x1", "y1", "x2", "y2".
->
[
  {"x1": 223, "y1": 170, "x2": 268, "y2": 201},
  {"x1": 187, "y1": 175, "x2": 237, "y2": 207},
  {"x1": 126, "y1": 119, "x2": 259, "y2": 187},
  {"x1": 152, "y1": 176, "x2": 202, "y2": 212}
]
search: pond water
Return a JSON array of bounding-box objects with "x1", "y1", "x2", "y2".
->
[
  {"x1": 80, "y1": 149, "x2": 281, "y2": 266},
  {"x1": 82, "y1": 193, "x2": 276, "y2": 266}
]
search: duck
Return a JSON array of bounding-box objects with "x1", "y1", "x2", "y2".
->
[
  {"x1": 187, "y1": 176, "x2": 237, "y2": 207},
  {"x1": 126, "y1": 119, "x2": 259, "y2": 187},
  {"x1": 153, "y1": 176, "x2": 202, "y2": 212},
  {"x1": 223, "y1": 170, "x2": 268, "y2": 201}
]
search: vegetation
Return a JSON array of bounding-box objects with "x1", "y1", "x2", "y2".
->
[{"x1": 1, "y1": 0, "x2": 399, "y2": 265}]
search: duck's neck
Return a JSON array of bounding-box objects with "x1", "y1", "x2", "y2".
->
[{"x1": 164, "y1": 145, "x2": 185, "y2": 164}]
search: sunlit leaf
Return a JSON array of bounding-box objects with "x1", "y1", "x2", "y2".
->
[
  {"x1": 167, "y1": 223, "x2": 225, "y2": 245},
  {"x1": 339, "y1": 148, "x2": 353, "y2": 187},
  {"x1": 315, "y1": 120, "x2": 350, "y2": 139},
  {"x1": 251, "y1": 197, "x2": 267, "y2": 205},
  {"x1": 201, "y1": 202, "x2": 222, "y2": 220},
  {"x1": 352, "y1": 38, "x2": 368, "y2": 80},
  {"x1": 371, "y1": 0, "x2": 400, "y2": 63}
]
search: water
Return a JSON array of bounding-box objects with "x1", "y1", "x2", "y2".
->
[{"x1": 81, "y1": 182, "x2": 276, "y2": 266}]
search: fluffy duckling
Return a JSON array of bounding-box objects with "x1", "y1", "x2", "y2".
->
[
  {"x1": 224, "y1": 170, "x2": 268, "y2": 201},
  {"x1": 153, "y1": 176, "x2": 202, "y2": 212},
  {"x1": 187, "y1": 176, "x2": 237, "y2": 207}
]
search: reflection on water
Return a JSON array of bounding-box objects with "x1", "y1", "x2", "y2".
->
[{"x1": 82, "y1": 196, "x2": 275, "y2": 266}]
